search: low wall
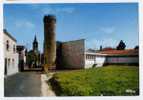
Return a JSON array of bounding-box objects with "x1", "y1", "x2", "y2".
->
[{"x1": 106, "y1": 56, "x2": 139, "y2": 64}]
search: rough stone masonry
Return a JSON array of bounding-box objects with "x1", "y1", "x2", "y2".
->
[{"x1": 43, "y1": 15, "x2": 56, "y2": 72}]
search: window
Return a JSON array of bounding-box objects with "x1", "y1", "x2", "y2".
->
[
  {"x1": 6, "y1": 40, "x2": 9, "y2": 51},
  {"x1": 13, "y1": 45, "x2": 16, "y2": 53},
  {"x1": 8, "y1": 58, "x2": 10, "y2": 68},
  {"x1": 86, "y1": 55, "x2": 89, "y2": 59},
  {"x1": 5, "y1": 58, "x2": 7, "y2": 75},
  {"x1": 5, "y1": 58, "x2": 7, "y2": 68},
  {"x1": 86, "y1": 55, "x2": 88, "y2": 59},
  {"x1": 12, "y1": 59, "x2": 15, "y2": 67}
]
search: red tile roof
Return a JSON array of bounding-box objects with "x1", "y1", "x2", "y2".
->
[
  {"x1": 102, "y1": 47, "x2": 115, "y2": 51},
  {"x1": 97, "y1": 49, "x2": 138, "y2": 56}
]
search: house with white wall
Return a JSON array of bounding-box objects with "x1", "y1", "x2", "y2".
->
[
  {"x1": 85, "y1": 49, "x2": 139, "y2": 68},
  {"x1": 4, "y1": 29, "x2": 19, "y2": 76}
]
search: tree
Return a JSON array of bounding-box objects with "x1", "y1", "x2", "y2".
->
[
  {"x1": 26, "y1": 50, "x2": 39, "y2": 68},
  {"x1": 100, "y1": 45, "x2": 102, "y2": 51},
  {"x1": 116, "y1": 40, "x2": 126, "y2": 50},
  {"x1": 134, "y1": 45, "x2": 139, "y2": 50}
]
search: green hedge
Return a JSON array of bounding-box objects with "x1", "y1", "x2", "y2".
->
[{"x1": 49, "y1": 65, "x2": 139, "y2": 96}]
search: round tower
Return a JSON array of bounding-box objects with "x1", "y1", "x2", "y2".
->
[{"x1": 43, "y1": 15, "x2": 56, "y2": 72}]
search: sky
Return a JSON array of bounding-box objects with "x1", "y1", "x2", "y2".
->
[{"x1": 4, "y1": 3, "x2": 139, "y2": 52}]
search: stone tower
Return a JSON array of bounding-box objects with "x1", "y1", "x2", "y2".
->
[{"x1": 43, "y1": 15, "x2": 56, "y2": 72}]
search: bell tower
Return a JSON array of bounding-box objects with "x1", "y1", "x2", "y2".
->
[{"x1": 33, "y1": 35, "x2": 38, "y2": 52}]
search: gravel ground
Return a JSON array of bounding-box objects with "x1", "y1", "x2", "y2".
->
[{"x1": 41, "y1": 73, "x2": 56, "y2": 96}]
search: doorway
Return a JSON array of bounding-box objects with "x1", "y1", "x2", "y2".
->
[{"x1": 5, "y1": 58, "x2": 7, "y2": 75}]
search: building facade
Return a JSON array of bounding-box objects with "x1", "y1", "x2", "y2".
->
[
  {"x1": 4, "y1": 30, "x2": 19, "y2": 76},
  {"x1": 85, "y1": 49, "x2": 139, "y2": 68},
  {"x1": 17, "y1": 45, "x2": 26, "y2": 71}
]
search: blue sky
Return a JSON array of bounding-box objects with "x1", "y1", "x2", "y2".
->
[{"x1": 4, "y1": 3, "x2": 139, "y2": 52}]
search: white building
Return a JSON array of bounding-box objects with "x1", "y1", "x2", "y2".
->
[
  {"x1": 4, "y1": 29, "x2": 19, "y2": 76},
  {"x1": 85, "y1": 49, "x2": 139, "y2": 68},
  {"x1": 17, "y1": 45, "x2": 27, "y2": 71}
]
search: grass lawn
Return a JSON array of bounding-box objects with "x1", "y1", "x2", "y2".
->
[{"x1": 49, "y1": 65, "x2": 139, "y2": 96}]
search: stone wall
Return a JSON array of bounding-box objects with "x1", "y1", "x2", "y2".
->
[{"x1": 61, "y1": 39, "x2": 85, "y2": 69}]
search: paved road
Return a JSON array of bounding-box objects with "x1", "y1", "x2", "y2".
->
[{"x1": 4, "y1": 72, "x2": 41, "y2": 97}]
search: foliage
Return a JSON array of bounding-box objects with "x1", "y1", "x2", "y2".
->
[
  {"x1": 116, "y1": 40, "x2": 126, "y2": 50},
  {"x1": 134, "y1": 46, "x2": 139, "y2": 50},
  {"x1": 26, "y1": 50, "x2": 39, "y2": 67},
  {"x1": 49, "y1": 65, "x2": 139, "y2": 96}
]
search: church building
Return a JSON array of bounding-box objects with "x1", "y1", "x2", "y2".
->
[{"x1": 26, "y1": 35, "x2": 41, "y2": 68}]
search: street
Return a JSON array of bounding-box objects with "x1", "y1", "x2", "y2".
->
[{"x1": 4, "y1": 72, "x2": 41, "y2": 97}]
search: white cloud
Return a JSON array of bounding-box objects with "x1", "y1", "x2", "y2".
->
[
  {"x1": 86, "y1": 38, "x2": 118, "y2": 49},
  {"x1": 25, "y1": 22, "x2": 35, "y2": 28},
  {"x1": 15, "y1": 20, "x2": 35, "y2": 29},
  {"x1": 99, "y1": 26, "x2": 115, "y2": 34},
  {"x1": 41, "y1": 7, "x2": 76, "y2": 15}
]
